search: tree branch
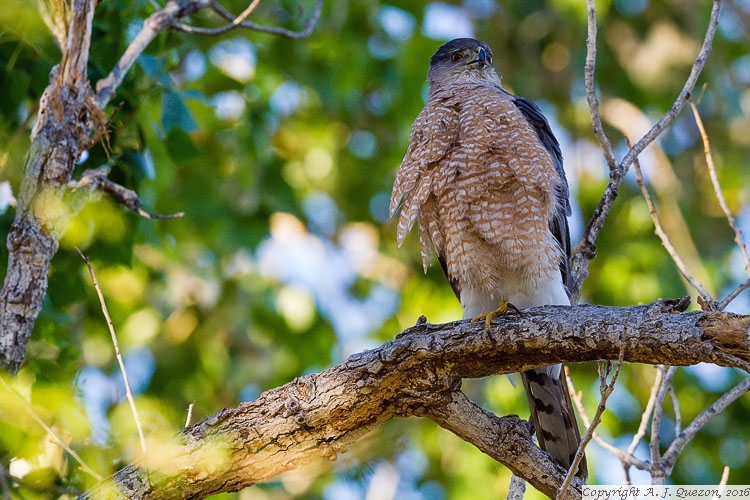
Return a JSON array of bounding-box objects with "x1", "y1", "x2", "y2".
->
[
  {"x1": 208, "y1": 0, "x2": 323, "y2": 39},
  {"x1": 633, "y1": 148, "x2": 714, "y2": 303},
  {"x1": 662, "y1": 375, "x2": 750, "y2": 472},
  {"x1": 74, "y1": 167, "x2": 184, "y2": 219},
  {"x1": 96, "y1": 0, "x2": 211, "y2": 109},
  {"x1": 96, "y1": 0, "x2": 323, "y2": 108},
  {"x1": 1, "y1": 0, "x2": 320, "y2": 373},
  {"x1": 0, "y1": 0, "x2": 101, "y2": 373},
  {"x1": 570, "y1": 0, "x2": 723, "y2": 301},
  {"x1": 78, "y1": 299, "x2": 750, "y2": 499}
]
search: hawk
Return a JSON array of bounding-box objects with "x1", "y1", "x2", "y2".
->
[{"x1": 390, "y1": 38, "x2": 587, "y2": 481}]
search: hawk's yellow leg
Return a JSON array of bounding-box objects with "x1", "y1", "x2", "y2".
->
[{"x1": 471, "y1": 299, "x2": 520, "y2": 330}]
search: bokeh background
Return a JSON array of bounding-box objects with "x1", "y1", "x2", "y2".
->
[{"x1": 1, "y1": 0, "x2": 750, "y2": 498}]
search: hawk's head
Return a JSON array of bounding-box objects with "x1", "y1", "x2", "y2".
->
[{"x1": 427, "y1": 38, "x2": 501, "y2": 87}]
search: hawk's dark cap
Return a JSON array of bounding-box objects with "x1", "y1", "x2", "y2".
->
[{"x1": 429, "y1": 38, "x2": 493, "y2": 68}]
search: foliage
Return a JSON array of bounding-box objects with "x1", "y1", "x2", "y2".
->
[{"x1": 1, "y1": 0, "x2": 749, "y2": 498}]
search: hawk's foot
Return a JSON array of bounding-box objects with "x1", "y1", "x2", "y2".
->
[{"x1": 471, "y1": 299, "x2": 520, "y2": 330}]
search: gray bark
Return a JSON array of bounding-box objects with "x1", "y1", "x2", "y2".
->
[
  {"x1": 77, "y1": 299, "x2": 750, "y2": 499},
  {"x1": 0, "y1": 0, "x2": 102, "y2": 373}
]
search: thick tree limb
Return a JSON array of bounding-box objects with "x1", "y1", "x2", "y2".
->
[
  {"x1": 0, "y1": 0, "x2": 102, "y2": 373},
  {"x1": 78, "y1": 299, "x2": 750, "y2": 499}
]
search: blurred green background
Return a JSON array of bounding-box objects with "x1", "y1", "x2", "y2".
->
[{"x1": 1, "y1": 0, "x2": 749, "y2": 498}]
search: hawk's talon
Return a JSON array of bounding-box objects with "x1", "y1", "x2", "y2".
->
[{"x1": 471, "y1": 299, "x2": 520, "y2": 330}]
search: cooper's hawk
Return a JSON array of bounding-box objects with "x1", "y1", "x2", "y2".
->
[{"x1": 390, "y1": 38, "x2": 587, "y2": 481}]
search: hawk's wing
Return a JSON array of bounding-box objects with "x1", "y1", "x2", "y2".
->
[
  {"x1": 512, "y1": 95, "x2": 573, "y2": 294},
  {"x1": 390, "y1": 101, "x2": 458, "y2": 271}
]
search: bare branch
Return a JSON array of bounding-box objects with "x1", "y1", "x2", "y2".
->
[
  {"x1": 569, "y1": 366, "x2": 654, "y2": 479},
  {"x1": 720, "y1": 279, "x2": 750, "y2": 310},
  {"x1": 96, "y1": 0, "x2": 211, "y2": 109},
  {"x1": 571, "y1": 0, "x2": 723, "y2": 300},
  {"x1": 650, "y1": 366, "x2": 678, "y2": 484},
  {"x1": 0, "y1": 376, "x2": 103, "y2": 481},
  {"x1": 172, "y1": 0, "x2": 262, "y2": 35},
  {"x1": 96, "y1": 0, "x2": 322, "y2": 107},
  {"x1": 559, "y1": 330, "x2": 625, "y2": 499},
  {"x1": 662, "y1": 375, "x2": 750, "y2": 470},
  {"x1": 424, "y1": 391, "x2": 583, "y2": 499},
  {"x1": 598, "y1": 433, "x2": 654, "y2": 472},
  {"x1": 568, "y1": 364, "x2": 661, "y2": 484},
  {"x1": 76, "y1": 299, "x2": 750, "y2": 499},
  {"x1": 74, "y1": 167, "x2": 185, "y2": 220},
  {"x1": 669, "y1": 383, "x2": 682, "y2": 436},
  {"x1": 78, "y1": 249, "x2": 147, "y2": 454},
  {"x1": 59, "y1": 0, "x2": 97, "y2": 88},
  {"x1": 507, "y1": 475, "x2": 526, "y2": 500},
  {"x1": 209, "y1": 0, "x2": 323, "y2": 39},
  {"x1": 633, "y1": 145, "x2": 714, "y2": 303},
  {"x1": 583, "y1": 0, "x2": 616, "y2": 171},
  {"x1": 185, "y1": 402, "x2": 195, "y2": 428},
  {"x1": 689, "y1": 99, "x2": 750, "y2": 305},
  {"x1": 628, "y1": 366, "x2": 662, "y2": 456},
  {"x1": 0, "y1": 0, "x2": 100, "y2": 373}
]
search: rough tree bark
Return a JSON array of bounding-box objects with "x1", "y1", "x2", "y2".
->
[
  {"x1": 76, "y1": 299, "x2": 750, "y2": 499},
  {"x1": 2, "y1": 1, "x2": 740, "y2": 498},
  {"x1": 0, "y1": 0, "x2": 104, "y2": 373},
  {"x1": 0, "y1": 0, "x2": 323, "y2": 376}
]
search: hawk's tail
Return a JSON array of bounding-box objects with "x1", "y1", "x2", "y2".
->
[{"x1": 521, "y1": 365, "x2": 588, "y2": 482}]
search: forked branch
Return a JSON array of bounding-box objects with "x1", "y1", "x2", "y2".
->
[
  {"x1": 77, "y1": 300, "x2": 750, "y2": 499},
  {"x1": 570, "y1": 0, "x2": 723, "y2": 301}
]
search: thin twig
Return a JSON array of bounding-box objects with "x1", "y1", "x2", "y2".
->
[
  {"x1": 571, "y1": 0, "x2": 724, "y2": 300},
  {"x1": 185, "y1": 402, "x2": 195, "y2": 427},
  {"x1": 209, "y1": 0, "x2": 323, "y2": 39},
  {"x1": 583, "y1": 0, "x2": 616, "y2": 171},
  {"x1": 649, "y1": 366, "x2": 668, "y2": 463},
  {"x1": 718, "y1": 465, "x2": 730, "y2": 488},
  {"x1": 0, "y1": 377, "x2": 103, "y2": 481},
  {"x1": 668, "y1": 384, "x2": 682, "y2": 436},
  {"x1": 620, "y1": 366, "x2": 664, "y2": 482},
  {"x1": 96, "y1": 0, "x2": 322, "y2": 107},
  {"x1": 567, "y1": 360, "x2": 653, "y2": 476},
  {"x1": 689, "y1": 99, "x2": 750, "y2": 279},
  {"x1": 173, "y1": 0, "x2": 262, "y2": 35},
  {"x1": 558, "y1": 322, "x2": 626, "y2": 499},
  {"x1": 77, "y1": 249, "x2": 148, "y2": 454},
  {"x1": 74, "y1": 167, "x2": 185, "y2": 220},
  {"x1": 650, "y1": 366, "x2": 678, "y2": 483},
  {"x1": 689, "y1": 98, "x2": 750, "y2": 310},
  {"x1": 96, "y1": 0, "x2": 211, "y2": 108},
  {"x1": 662, "y1": 376, "x2": 750, "y2": 470},
  {"x1": 627, "y1": 366, "x2": 662, "y2": 456},
  {"x1": 617, "y1": 0, "x2": 723, "y2": 176},
  {"x1": 720, "y1": 278, "x2": 750, "y2": 310},
  {"x1": 594, "y1": 433, "x2": 653, "y2": 471},
  {"x1": 633, "y1": 142, "x2": 714, "y2": 303}
]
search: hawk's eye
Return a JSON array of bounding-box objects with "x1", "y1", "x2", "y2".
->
[{"x1": 450, "y1": 51, "x2": 463, "y2": 63}]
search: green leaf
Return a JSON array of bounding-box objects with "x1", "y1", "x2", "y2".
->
[{"x1": 165, "y1": 127, "x2": 202, "y2": 163}]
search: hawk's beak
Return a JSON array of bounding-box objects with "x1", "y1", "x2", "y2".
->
[{"x1": 469, "y1": 47, "x2": 488, "y2": 68}]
